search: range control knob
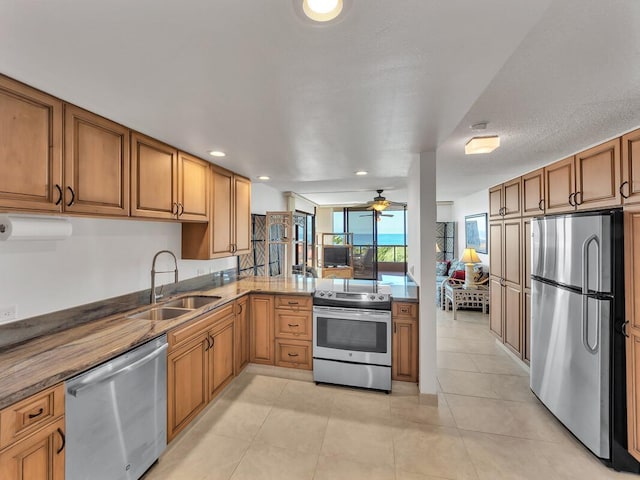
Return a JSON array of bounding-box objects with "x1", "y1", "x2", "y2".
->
[
  {"x1": 327, "y1": 292, "x2": 333, "y2": 297},
  {"x1": 319, "y1": 292, "x2": 325, "y2": 297},
  {"x1": 369, "y1": 295, "x2": 375, "y2": 300},
  {"x1": 378, "y1": 295, "x2": 384, "y2": 300}
]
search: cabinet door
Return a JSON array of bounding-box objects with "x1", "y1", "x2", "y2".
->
[
  {"x1": 234, "y1": 175, "x2": 252, "y2": 255},
  {"x1": 250, "y1": 295, "x2": 275, "y2": 365},
  {"x1": 392, "y1": 319, "x2": 418, "y2": 382},
  {"x1": 0, "y1": 76, "x2": 62, "y2": 212},
  {"x1": 210, "y1": 166, "x2": 234, "y2": 257},
  {"x1": 131, "y1": 132, "x2": 178, "y2": 219},
  {"x1": 575, "y1": 138, "x2": 621, "y2": 210},
  {"x1": 503, "y1": 284, "x2": 522, "y2": 356},
  {"x1": 522, "y1": 168, "x2": 545, "y2": 216},
  {"x1": 502, "y1": 178, "x2": 521, "y2": 218},
  {"x1": 625, "y1": 210, "x2": 640, "y2": 462},
  {"x1": 0, "y1": 417, "x2": 65, "y2": 480},
  {"x1": 64, "y1": 104, "x2": 129, "y2": 216},
  {"x1": 489, "y1": 276, "x2": 503, "y2": 339},
  {"x1": 235, "y1": 297, "x2": 250, "y2": 374},
  {"x1": 503, "y1": 219, "x2": 521, "y2": 286},
  {"x1": 622, "y1": 129, "x2": 640, "y2": 204},
  {"x1": 209, "y1": 317, "x2": 235, "y2": 400},
  {"x1": 177, "y1": 152, "x2": 208, "y2": 222},
  {"x1": 167, "y1": 336, "x2": 208, "y2": 442},
  {"x1": 488, "y1": 185, "x2": 503, "y2": 220},
  {"x1": 523, "y1": 290, "x2": 531, "y2": 364},
  {"x1": 489, "y1": 222, "x2": 503, "y2": 279},
  {"x1": 545, "y1": 156, "x2": 575, "y2": 214}
]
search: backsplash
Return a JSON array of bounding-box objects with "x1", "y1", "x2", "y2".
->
[{"x1": 0, "y1": 268, "x2": 238, "y2": 351}]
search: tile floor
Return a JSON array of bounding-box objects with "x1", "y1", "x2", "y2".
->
[{"x1": 143, "y1": 308, "x2": 637, "y2": 480}]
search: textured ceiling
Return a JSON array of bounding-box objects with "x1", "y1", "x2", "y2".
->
[{"x1": 0, "y1": 0, "x2": 638, "y2": 205}]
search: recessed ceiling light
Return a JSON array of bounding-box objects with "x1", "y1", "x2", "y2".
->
[
  {"x1": 303, "y1": 0, "x2": 343, "y2": 22},
  {"x1": 209, "y1": 150, "x2": 226, "y2": 157},
  {"x1": 465, "y1": 136, "x2": 500, "y2": 155},
  {"x1": 355, "y1": 171, "x2": 368, "y2": 176},
  {"x1": 258, "y1": 176, "x2": 270, "y2": 181}
]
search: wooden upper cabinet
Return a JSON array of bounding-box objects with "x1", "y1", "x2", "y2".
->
[
  {"x1": 622, "y1": 128, "x2": 640, "y2": 205},
  {"x1": 545, "y1": 156, "x2": 576, "y2": 214},
  {"x1": 575, "y1": 138, "x2": 621, "y2": 210},
  {"x1": 0, "y1": 75, "x2": 63, "y2": 212},
  {"x1": 177, "y1": 152, "x2": 208, "y2": 222},
  {"x1": 131, "y1": 132, "x2": 178, "y2": 220},
  {"x1": 488, "y1": 185, "x2": 503, "y2": 220},
  {"x1": 522, "y1": 168, "x2": 545, "y2": 217},
  {"x1": 210, "y1": 166, "x2": 234, "y2": 257},
  {"x1": 489, "y1": 179, "x2": 521, "y2": 219},
  {"x1": 64, "y1": 104, "x2": 129, "y2": 216},
  {"x1": 234, "y1": 175, "x2": 252, "y2": 255},
  {"x1": 489, "y1": 222, "x2": 503, "y2": 278}
]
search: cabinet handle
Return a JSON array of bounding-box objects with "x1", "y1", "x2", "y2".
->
[
  {"x1": 623, "y1": 320, "x2": 630, "y2": 338},
  {"x1": 568, "y1": 193, "x2": 576, "y2": 206},
  {"x1": 205, "y1": 336, "x2": 211, "y2": 351},
  {"x1": 56, "y1": 428, "x2": 65, "y2": 454},
  {"x1": 66, "y1": 186, "x2": 75, "y2": 207},
  {"x1": 500, "y1": 278, "x2": 505, "y2": 287},
  {"x1": 55, "y1": 184, "x2": 63, "y2": 206},
  {"x1": 287, "y1": 323, "x2": 299, "y2": 327},
  {"x1": 287, "y1": 301, "x2": 299, "y2": 305},
  {"x1": 621, "y1": 181, "x2": 630, "y2": 199},
  {"x1": 178, "y1": 202, "x2": 185, "y2": 216},
  {"x1": 210, "y1": 334, "x2": 215, "y2": 348},
  {"x1": 400, "y1": 307, "x2": 410, "y2": 313},
  {"x1": 538, "y1": 199, "x2": 544, "y2": 211},
  {"x1": 237, "y1": 304, "x2": 243, "y2": 314},
  {"x1": 287, "y1": 352, "x2": 299, "y2": 357},
  {"x1": 394, "y1": 323, "x2": 397, "y2": 334},
  {"x1": 28, "y1": 407, "x2": 44, "y2": 419},
  {"x1": 575, "y1": 191, "x2": 583, "y2": 205}
]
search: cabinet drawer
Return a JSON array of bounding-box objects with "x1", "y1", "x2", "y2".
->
[
  {"x1": 275, "y1": 309, "x2": 312, "y2": 340},
  {"x1": 392, "y1": 302, "x2": 418, "y2": 319},
  {"x1": 0, "y1": 383, "x2": 64, "y2": 449},
  {"x1": 274, "y1": 295, "x2": 312, "y2": 310},
  {"x1": 275, "y1": 339, "x2": 312, "y2": 370},
  {"x1": 168, "y1": 303, "x2": 235, "y2": 350}
]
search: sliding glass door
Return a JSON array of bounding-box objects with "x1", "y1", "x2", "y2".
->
[{"x1": 347, "y1": 209, "x2": 377, "y2": 279}]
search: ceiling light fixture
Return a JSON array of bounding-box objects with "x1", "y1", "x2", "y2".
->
[
  {"x1": 209, "y1": 150, "x2": 226, "y2": 157},
  {"x1": 302, "y1": 0, "x2": 343, "y2": 22},
  {"x1": 258, "y1": 176, "x2": 270, "y2": 181},
  {"x1": 465, "y1": 136, "x2": 500, "y2": 155},
  {"x1": 355, "y1": 170, "x2": 368, "y2": 176}
]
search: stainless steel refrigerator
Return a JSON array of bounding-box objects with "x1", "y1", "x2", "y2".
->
[{"x1": 531, "y1": 209, "x2": 639, "y2": 472}]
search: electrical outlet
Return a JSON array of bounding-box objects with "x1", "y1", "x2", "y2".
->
[{"x1": 0, "y1": 305, "x2": 17, "y2": 324}]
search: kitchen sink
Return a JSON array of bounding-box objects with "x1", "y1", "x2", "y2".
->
[
  {"x1": 161, "y1": 295, "x2": 222, "y2": 309},
  {"x1": 127, "y1": 307, "x2": 192, "y2": 321}
]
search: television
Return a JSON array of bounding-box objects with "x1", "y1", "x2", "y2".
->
[{"x1": 323, "y1": 247, "x2": 350, "y2": 267}]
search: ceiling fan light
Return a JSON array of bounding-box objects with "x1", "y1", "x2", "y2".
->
[
  {"x1": 465, "y1": 136, "x2": 500, "y2": 155},
  {"x1": 371, "y1": 201, "x2": 390, "y2": 212},
  {"x1": 303, "y1": 0, "x2": 343, "y2": 22}
]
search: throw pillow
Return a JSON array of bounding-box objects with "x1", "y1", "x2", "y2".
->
[
  {"x1": 436, "y1": 261, "x2": 449, "y2": 276},
  {"x1": 473, "y1": 265, "x2": 487, "y2": 283},
  {"x1": 448, "y1": 260, "x2": 463, "y2": 276},
  {"x1": 452, "y1": 270, "x2": 465, "y2": 280}
]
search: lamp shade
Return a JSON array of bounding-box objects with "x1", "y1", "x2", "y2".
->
[{"x1": 460, "y1": 247, "x2": 481, "y2": 264}]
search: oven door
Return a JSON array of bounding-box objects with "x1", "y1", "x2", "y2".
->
[{"x1": 313, "y1": 306, "x2": 391, "y2": 366}]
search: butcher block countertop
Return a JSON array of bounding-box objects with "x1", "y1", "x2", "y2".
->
[{"x1": 0, "y1": 276, "x2": 417, "y2": 409}]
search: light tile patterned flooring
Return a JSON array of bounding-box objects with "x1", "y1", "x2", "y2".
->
[{"x1": 143, "y1": 309, "x2": 636, "y2": 480}]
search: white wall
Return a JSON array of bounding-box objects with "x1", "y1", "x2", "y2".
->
[
  {"x1": 251, "y1": 183, "x2": 286, "y2": 214},
  {"x1": 436, "y1": 201, "x2": 454, "y2": 222},
  {"x1": 407, "y1": 152, "x2": 437, "y2": 396},
  {"x1": 285, "y1": 192, "x2": 316, "y2": 215},
  {"x1": 451, "y1": 188, "x2": 489, "y2": 265},
  {"x1": 0, "y1": 217, "x2": 235, "y2": 321}
]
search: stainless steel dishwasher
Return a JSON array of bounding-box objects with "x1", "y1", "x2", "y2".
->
[{"x1": 65, "y1": 334, "x2": 167, "y2": 480}]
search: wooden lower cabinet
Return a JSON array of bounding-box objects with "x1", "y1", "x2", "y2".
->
[
  {"x1": 275, "y1": 339, "x2": 312, "y2": 370},
  {"x1": 503, "y1": 283, "x2": 522, "y2": 355},
  {"x1": 392, "y1": 318, "x2": 418, "y2": 382},
  {"x1": 235, "y1": 297, "x2": 250, "y2": 375},
  {"x1": 0, "y1": 417, "x2": 65, "y2": 480},
  {"x1": 489, "y1": 276, "x2": 503, "y2": 338},
  {"x1": 208, "y1": 317, "x2": 235, "y2": 399},
  {"x1": 250, "y1": 295, "x2": 275, "y2": 365},
  {"x1": 167, "y1": 336, "x2": 208, "y2": 441},
  {"x1": 625, "y1": 210, "x2": 640, "y2": 461}
]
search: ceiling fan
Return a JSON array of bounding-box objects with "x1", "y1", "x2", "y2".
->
[
  {"x1": 363, "y1": 189, "x2": 406, "y2": 212},
  {"x1": 359, "y1": 210, "x2": 393, "y2": 222}
]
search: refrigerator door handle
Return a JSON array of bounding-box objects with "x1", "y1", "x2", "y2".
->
[
  {"x1": 582, "y1": 296, "x2": 600, "y2": 354},
  {"x1": 581, "y1": 234, "x2": 600, "y2": 294}
]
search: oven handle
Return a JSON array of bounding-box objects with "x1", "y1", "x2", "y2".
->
[{"x1": 312, "y1": 306, "x2": 391, "y2": 318}]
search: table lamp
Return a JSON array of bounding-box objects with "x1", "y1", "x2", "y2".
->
[{"x1": 460, "y1": 247, "x2": 481, "y2": 288}]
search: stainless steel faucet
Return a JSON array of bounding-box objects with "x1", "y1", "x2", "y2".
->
[{"x1": 150, "y1": 250, "x2": 179, "y2": 304}]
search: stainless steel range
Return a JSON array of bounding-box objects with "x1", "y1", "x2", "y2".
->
[{"x1": 313, "y1": 280, "x2": 392, "y2": 392}]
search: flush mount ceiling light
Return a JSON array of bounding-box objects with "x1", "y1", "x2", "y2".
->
[
  {"x1": 355, "y1": 170, "x2": 368, "y2": 176},
  {"x1": 465, "y1": 136, "x2": 500, "y2": 155},
  {"x1": 258, "y1": 176, "x2": 270, "y2": 181},
  {"x1": 303, "y1": 0, "x2": 343, "y2": 22},
  {"x1": 209, "y1": 150, "x2": 226, "y2": 157}
]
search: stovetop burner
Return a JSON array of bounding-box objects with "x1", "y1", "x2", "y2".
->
[{"x1": 313, "y1": 279, "x2": 392, "y2": 310}]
